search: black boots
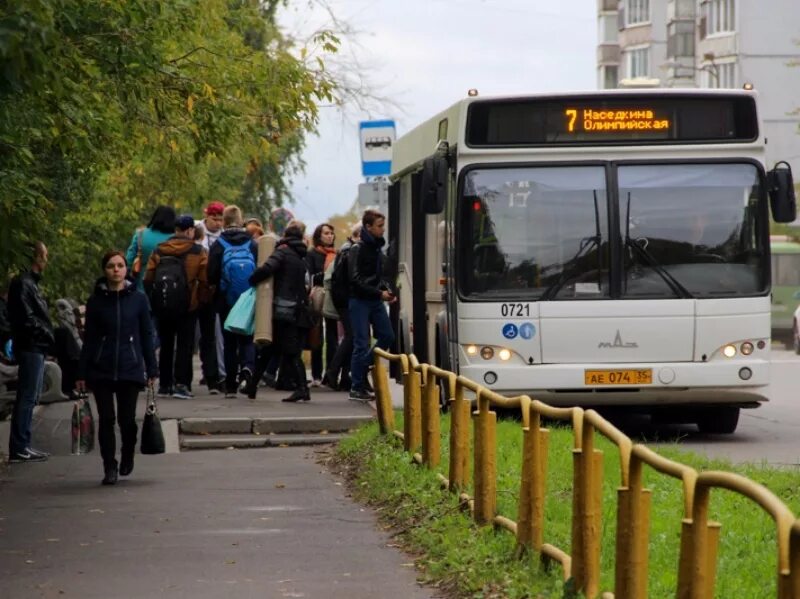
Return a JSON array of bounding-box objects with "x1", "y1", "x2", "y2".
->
[
  {"x1": 119, "y1": 452, "x2": 134, "y2": 477},
  {"x1": 102, "y1": 462, "x2": 118, "y2": 486},
  {"x1": 281, "y1": 389, "x2": 311, "y2": 402}
]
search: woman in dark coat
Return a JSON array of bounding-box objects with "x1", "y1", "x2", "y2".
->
[
  {"x1": 76, "y1": 251, "x2": 157, "y2": 485},
  {"x1": 249, "y1": 221, "x2": 312, "y2": 402},
  {"x1": 305, "y1": 223, "x2": 338, "y2": 386}
]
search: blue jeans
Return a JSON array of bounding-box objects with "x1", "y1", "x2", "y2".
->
[
  {"x1": 9, "y1": 351, "x2": 46, "y2": 455},
  {"x1": 349, "y1": 298, "x2": 394, "y2": 391}
]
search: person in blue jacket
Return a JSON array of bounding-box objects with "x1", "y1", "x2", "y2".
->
[{"x1": 76, "y1": 251, "x2": 158, "y2": 486}]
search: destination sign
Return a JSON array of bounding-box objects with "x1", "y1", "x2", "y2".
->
[
  {"x1": 565, "y1": 108, "x2": 671, "y2": 134},
  {"x1": 466, "y1": 93, "x2": 758, "y2": 147}
]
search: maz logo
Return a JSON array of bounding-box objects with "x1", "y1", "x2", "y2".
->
[{"x1": 598, "y1": 330, "x2": 638, "y2": 349}]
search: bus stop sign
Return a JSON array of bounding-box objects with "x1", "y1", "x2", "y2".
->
[{"x1": 359, "y1": 120, "x2": 395, "y2": 177}]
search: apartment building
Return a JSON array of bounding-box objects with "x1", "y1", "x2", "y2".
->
[{"x1": 597, "y1": 0, "x2": 800, "y2": 171}]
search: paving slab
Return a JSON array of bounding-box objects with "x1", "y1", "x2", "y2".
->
[{"x1": 0, "y1": 447, "x2": 435, "y2": 599}]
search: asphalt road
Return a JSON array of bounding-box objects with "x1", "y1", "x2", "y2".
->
[
  {"x1": 618, "y1": 344, "x2": 800, "y2": 466},
  {"x1": 0, "y1": 447, "x2": 435, "y2": 599}
]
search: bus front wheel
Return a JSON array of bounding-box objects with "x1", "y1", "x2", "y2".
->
[{"x1": 696, "y1": 406, "x2": 740, "y2": 435}]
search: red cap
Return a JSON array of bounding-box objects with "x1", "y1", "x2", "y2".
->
[{"x1": 204, "y1": 201, "x2": 225, "y2": 216}]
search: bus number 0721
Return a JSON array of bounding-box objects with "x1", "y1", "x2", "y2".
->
[{"x1": 501, "y1": 303, "x2": 530, "y2": 317}]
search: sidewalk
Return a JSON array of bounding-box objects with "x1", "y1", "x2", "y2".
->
[{"x1": 0, "y1": 382, "x2": 432, "y2": 598}]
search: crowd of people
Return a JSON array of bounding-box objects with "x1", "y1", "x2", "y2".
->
[{"x1": 2, "y1": 202, "x2": 396, "y2": 486}]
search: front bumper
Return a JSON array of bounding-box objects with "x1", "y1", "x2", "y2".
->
[{"x1": 459, "y1": 359, "x2": 769, "y2": 407}]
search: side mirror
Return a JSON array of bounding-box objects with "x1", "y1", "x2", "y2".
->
[
  {"x1": 421, "y1": 156, "x2": 448, "y2": 214},
  {"x1": 768, "y1": 161, "x2": 797, "y2": 223}
]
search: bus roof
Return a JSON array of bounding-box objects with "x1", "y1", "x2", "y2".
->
[{"x1": 390, "y1": 88, "x2": 761, "y2": 179}]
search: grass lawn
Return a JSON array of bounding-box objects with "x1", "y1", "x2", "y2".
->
[{"x1": 334, "y1": 414, "x2": 800, "y2": 598}]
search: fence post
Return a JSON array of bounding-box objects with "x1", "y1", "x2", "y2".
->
[
  {"x1": 517, "y1": 400, "x2": 535, "y2": 552},
  {"x1": 448, "y1": 378, "x2": 470, "y2": 492},
  {"x1": 615, "y1": 453, "x2": 652, "y2": 599},
  {"x1": 534, "y1": 423, "x2": 549, "y2": 554},
  {"x1": 404, "y1": 357, "x2": 422, "y2": 453},
  {"x1": 680, "y1": 484, "x2": 721, "y2": 599},
  {"x1": 572, "y1": 414, "x2": 602, "y2": 598},
  {"x1": 788, "y1": 522, "x2": 800, "y2": 599},
  {"x1": 473, "y1": 390, "x2": 497, "y2": 526},
  {"x1": 421, "y1": 366, "x2": 441, "y2": 468},
  {"x1": 373, "y1": 354, "x2": 393, "y2": 434}
]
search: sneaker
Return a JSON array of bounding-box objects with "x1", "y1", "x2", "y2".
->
[
  {"x1": 349, "y1": 388, "x2": 374, "y2": 402},
  {"x1": 27, "y1": 447, "x2": 50, "y2": 458},
  {"x1": 310, "y1": 378, "x2": 322, "y2": 388},
  {"x1": 237, "y1": 368, "x2": 253, "y2": 394},
  {"x1": 261, "y1": 372, "x2": 277, "y2": 388},
  {"x1": 172, "y1": 384, "x2": 194, "y2": 400},
  {"x1": 157, "y1": 386, "x2": 173, "y2": 398},
  {"x1": 8, "y1": 449, "x2": 47, "y2": 463}
]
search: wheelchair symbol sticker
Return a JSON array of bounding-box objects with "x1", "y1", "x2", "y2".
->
[
  {"x1": 502, "y1": 323, "x2": 518, "y2": 339},
  {"x1": 519, "y1": 323, "x2": 536, "y2": 340}
]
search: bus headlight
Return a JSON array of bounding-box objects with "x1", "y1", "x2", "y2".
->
[
  {"x1": 480, "y1": 346, "x2": 494, "y2": 360},
  {"x1": 740, "y1": 342, "x2": 754, "y2": 356},
  {"x1": 498, "y1": 348, "x2": 512, "y2": 361},
  {"x1": 466, "y1": 345, "x2": 478, "y2": 356},
  {"x1": 722, "y1": 344, "x2": 737, "y2": 358}
]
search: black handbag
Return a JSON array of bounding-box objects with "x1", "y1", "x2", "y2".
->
[
  {"x1": 140, "y1": 385, "x2": 165, "y2": 455},
  {"x1": 273, "y1": 297, "x2": 297, "y2": 323}
]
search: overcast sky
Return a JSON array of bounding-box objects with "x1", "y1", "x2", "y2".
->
[{"x1": 279, "y1": 0, "x2": 598, "y2": 230}]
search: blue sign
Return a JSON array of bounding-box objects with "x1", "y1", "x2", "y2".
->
[
  {"x1": 502, "y1": 323, "x2": 518, "y2": 339},
  {"x1": 519, "y1": 322, "x2": 536, "y2": 340},
  {"x1": 359, "y1": 120, "x2": 396, "y2": 177}
]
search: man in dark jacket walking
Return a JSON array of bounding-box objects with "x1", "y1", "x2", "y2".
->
[
  {"x1": 207, "y1": 205, "x2": 258, "y2": 397},
  {"x1": 7, "y1": 241, "x2": 55, "y2": 462},
  {"x1": 347, "y1": 210, "x2": 396, "y2": 401}
]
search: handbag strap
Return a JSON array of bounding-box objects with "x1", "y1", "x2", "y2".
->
[{"x1": 145, "y1": 383, "x2": 158, "y2": 415}]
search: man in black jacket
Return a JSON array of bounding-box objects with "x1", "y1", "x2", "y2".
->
[
  {"x1": 347, "y1": 210, "x2": 396, "y2": 401},
  {"x1": 7, "y1": 241, "x2": 54, "y2": 463}
]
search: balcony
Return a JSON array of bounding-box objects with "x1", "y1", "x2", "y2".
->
[
  {"x1": 597, "y1": 44, "x2": 621, "y2": 65},
  {"x1": 598, "y1": 0, "x2": 618, "y2": 12}
]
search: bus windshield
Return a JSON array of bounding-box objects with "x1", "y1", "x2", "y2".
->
[{"x1": 459, "y1": 162, "x2": 767, "y2": 300}]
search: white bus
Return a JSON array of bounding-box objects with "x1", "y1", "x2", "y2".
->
[{"x1": 388, "y1": 89, "x2": 796, "y2": 434}]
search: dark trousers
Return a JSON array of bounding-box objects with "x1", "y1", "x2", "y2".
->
[
  {"x1": 92, "y1": 380, "x2": 140, "y2": 468},
  {"x1": 326, "y1": 309, "x2": 353, "y2": 386},
  {"x1": 220, "y1": 306, "x2": 255, "y2": 392},
  {"x1": 349, "y1": 298, "x2": 394, "y2": 391},
  {"x1": 310, "y1": 318, "x2": 339, "y2": 380},
  {"x1": 197, "y1": 303, "x2": 219, "y2": 384},
  {"x1": 8, "y1": 351, "x2": 45, "y2": 455},
  {"x1": 157, "y1": 311, "x2": 197, "y2": 390},
  {"x1": 273, "y1": 320, "x2": 309, "y2": 397}
]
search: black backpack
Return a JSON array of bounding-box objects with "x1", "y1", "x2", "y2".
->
[
  {"x1": 149, "y1": 250, "x2": 192, "y2": 316},
  {"x1": 330, "y1": 245, "x2": 351, "y2": 310}
]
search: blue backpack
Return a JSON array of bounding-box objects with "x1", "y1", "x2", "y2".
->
[{"x1": 218, "y1": 237, "x2": 256, "y2": 306}]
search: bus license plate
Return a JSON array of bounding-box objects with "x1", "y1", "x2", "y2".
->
[{"x1": 584, "y1": 369, "x2": 652, "y2": 385}]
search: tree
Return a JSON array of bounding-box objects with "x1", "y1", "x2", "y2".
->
[{"x1": 0, "y1": 0, "x2": 340, "y2": 298}]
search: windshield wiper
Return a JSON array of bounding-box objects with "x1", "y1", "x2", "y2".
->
[
  {"x1": 540, "y1": 235, "x2": 600, "y2": 300},
  {"x1": 625, "y1": 237, "x2": 693, "y2": 299},
  {"x1": 541, "y1": 190, "x2": 604, "y2": 301}
]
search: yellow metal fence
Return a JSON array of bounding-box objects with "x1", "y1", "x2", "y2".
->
[{"x1": 372, "y1": 349, "x2": 800, "y2": 599}]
